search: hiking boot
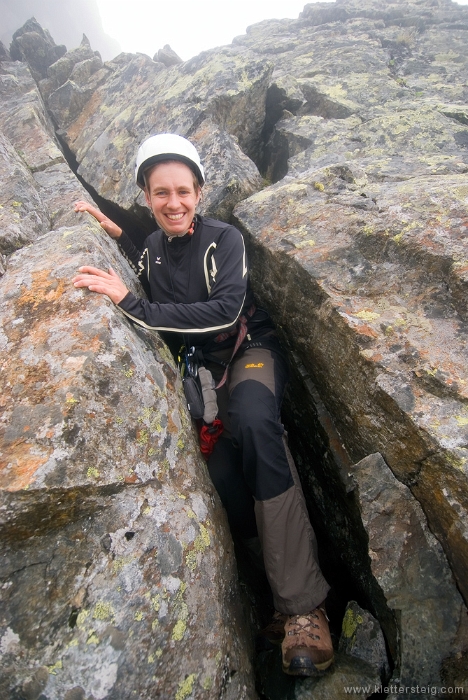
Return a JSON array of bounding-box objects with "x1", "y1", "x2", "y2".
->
[{"x1": 281, "y1": 607, "x2": 334, "y2": 676}]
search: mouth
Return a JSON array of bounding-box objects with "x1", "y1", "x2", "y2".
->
[{"x1": 166, "y1": 213, "x2": 185, "y2": 221}]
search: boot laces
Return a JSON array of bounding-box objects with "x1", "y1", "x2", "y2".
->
[{"x1": 287, "y1": 611, "x2": 321, "y2": 641}]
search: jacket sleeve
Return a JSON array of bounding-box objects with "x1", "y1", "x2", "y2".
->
[
  {"x1": 117, "y1": 226, "x2": 248, "y2": 334},
  {"x1": 116, "y1": 231, "x2": 151, "y2": 300}
]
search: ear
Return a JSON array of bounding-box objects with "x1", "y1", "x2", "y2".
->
[{"x1": 144, "y1": 188, "x2": 151, "y2": 209}]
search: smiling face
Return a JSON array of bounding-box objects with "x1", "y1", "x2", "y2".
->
[{"x1": 144, "y1": 161, "x2": 201, "y2": 236}]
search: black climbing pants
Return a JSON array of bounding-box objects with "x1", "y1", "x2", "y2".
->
[{"x1": 206, "y1": 341, "x2": 330, "y2": 615}]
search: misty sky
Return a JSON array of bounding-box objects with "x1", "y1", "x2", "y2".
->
[
  {"x1": 95, "y1": 0, "x2": 332, "y2": 60},
  {"x1": 5, "y1": 1, "x2": 468, "y2": 63},
  {"x1": 95, "y1": 0, "x2": 468, "y2": 61}
]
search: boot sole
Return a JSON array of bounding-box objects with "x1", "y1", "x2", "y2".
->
[{"x1": 282, "y1": 654, "x2": 334, "y2": 677}]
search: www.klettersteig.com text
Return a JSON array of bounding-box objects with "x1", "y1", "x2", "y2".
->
[{"x1": 343, "y1": 685, "x2": 464, "y2": 695}]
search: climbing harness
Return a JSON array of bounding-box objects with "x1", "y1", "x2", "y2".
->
[
  {"x1": 214, "y1": 304, "x2": 256, "y2": 388},
  {"x1": 178, "y1": 305, "x2": 258, "y2": 457}
]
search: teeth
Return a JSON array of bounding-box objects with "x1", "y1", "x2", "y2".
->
[{"x1": 167, "y1": 214, "x2": 184, "y2": 220}]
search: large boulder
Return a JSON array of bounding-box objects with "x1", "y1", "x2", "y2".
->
[
  {"x1": 154, "y1": 44, "x2": 183, "y2": 67},
  {"x1": 233, "y1": 158, "x2": 468, "y2": 645},
  {"x1": 0, "y1": 49, "x2": 258, "y2": 696},
  {"x1": 0, "y1": 222, "x2": 257, "y2": 699},
  {"x1": 228, "y1": 0, "x2": 468, "y2": 687}
]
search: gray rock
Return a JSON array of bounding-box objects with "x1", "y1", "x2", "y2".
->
[
  {"x1": 40, "y1": 36, "x2": 104, "y2": 102},
  {"x1": 155, "y1": 44, "x2": 183, "y2": 67},
  {"x1": 353, "y1": 453, "x2": 464, "y2": 687},
  {"x1": 70, "y1": 54, "x2": 103, "y2": 84},
  {"x1": 256, "y1": 648, "x2": 380, "y2": 700},
  {"x1": 0, "y1": 60, "x2": 92, "y2": 237},
  {"x1": 9, "y1": 17, "x2": 66, "y2": 81},
  {"x1": 0, "y1": 224, "x2": 257, "y2": 699},
  {"x1": 0, "y1": 61, "x2": 63, "y2": 174},
  {"x1": 339, "y1": 601, "x2": 390, "y2": 681},
  {"x1": 0, "y1": 130, "x2": 50, "y2": 254},
  {"x1": 0, "y1": 40, "x2": 10, "y2": 60},
  {"x1": 48, "y1": 79, "x2": 98, "y2": 128},
  {"x1": 294, "y1": 654, "x2": 380, "y2": 700},
  {"x1": 47, "y1": 42, "x2": 95, "y2": 84},
  {"x1": 193, "y1": 118, "x2": 263, "y2": 222}
]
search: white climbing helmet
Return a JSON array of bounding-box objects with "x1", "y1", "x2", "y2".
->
[{"x1": 135, "y1": 133, "x2": 205, "y2": 189}]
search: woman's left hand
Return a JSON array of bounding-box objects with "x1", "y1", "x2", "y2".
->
[{"x1": 72, "y1": 266, "x2": 129, "y2": 304}]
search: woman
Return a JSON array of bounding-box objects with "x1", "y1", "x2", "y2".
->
[{"x1": 73, "y1": 133, "x2": 333, "y2": 677}]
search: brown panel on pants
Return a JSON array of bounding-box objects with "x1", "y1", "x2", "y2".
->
[{"x1": 209, "y1": 344, "x2": 330, "y2": 614}]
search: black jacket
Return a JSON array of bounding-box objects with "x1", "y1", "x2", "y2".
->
[{"x1": 117, "y1": 215, "x2": 268, "y2": 351}]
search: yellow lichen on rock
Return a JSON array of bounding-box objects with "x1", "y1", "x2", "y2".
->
[
  {"x1": 47, "y1": 660, "x2": 63, "y2": 675},
  {"x1": 341, "y1": 606, "x2": 363, "y2": 639},
  {"x1": 355, "y1": 310, "x2": 380, "y2": 321},
  {"x1": 92, "y1": 601, "x2": 114, "y2": 621},
  {"x1": 175, "y1": 673, "x2": 197, "y2": 700},
  {"x1": 171, "y1": 619, "x2": 187, "y2": 641}
]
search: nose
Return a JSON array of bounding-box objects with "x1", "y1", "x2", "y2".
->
[{"x1": 166, "y1": 191, "x2": 180, "y2": 209}]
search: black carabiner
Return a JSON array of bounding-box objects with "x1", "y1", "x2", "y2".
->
[{"x1": 185, "y1": 346, "x2": 198, "y2": 378}]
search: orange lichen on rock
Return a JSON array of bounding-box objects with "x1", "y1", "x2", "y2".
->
[
  {"x1": 16, "y1": 269, "x2": 66, "y2": 311},
  {"x1": 355, "y1": 323, "x2": 379, "y2": 339},
  {"x1": 0, "y1": 439, "x2": 51, "y2": 492}
]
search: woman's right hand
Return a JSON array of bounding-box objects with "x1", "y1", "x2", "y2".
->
[{"x1": 74, "y1": 200, "x2": 122, "y2": 240}]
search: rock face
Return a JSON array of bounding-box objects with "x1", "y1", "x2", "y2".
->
[
  {"x1": 3, "y1": 0, "x2": 468, "y2": 696},
  {"x1": 0, "y1": 59, "x2": 90, "y2": 254},
  {"x1": 155, "y1": 44, "x2": 183, "y2": 67},
  {"x1": 9, "y1": 17, "x2": 66, "y2": 81},
  {"x1": 0, "y1": 224, "x2": 256, "y2": 700},
  {"x1": 353, "y1": 454, "x2": 464, "y2": 687},
  {"x1": 339, "y1": 600, "x2": 390, "y2": 682},
  {"x1": 0, "y1": 42, "x2": 257, "y2": 700},
  {"x1": 230, "y1": 0, "x2": 468, "y2": 673}
]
